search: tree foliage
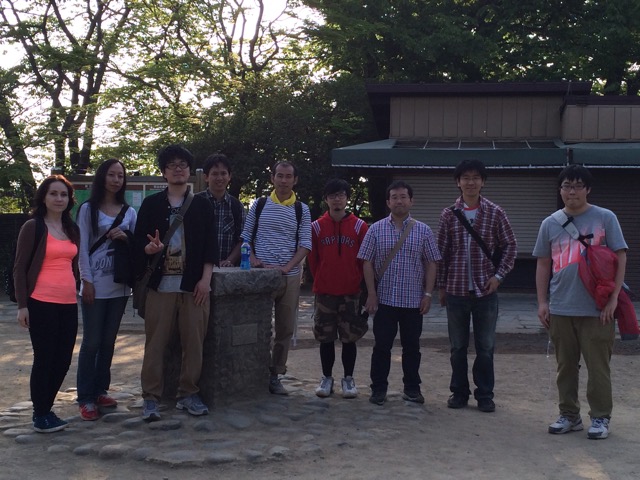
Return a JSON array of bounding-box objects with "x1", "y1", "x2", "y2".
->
[
  {"x1": 302, "y1": 0, "x2": 491, "y2": 82},
  {"x1": 189, "y1": 69, "x2": 376, "y2": 216},
  {"x1": 0, "y1": 0, "x2": 132, "y2": 174},
  {"x1": 2, "y1": 0, "x2": 640, "y2": 214},
  {"x1": 302, "y1": 0, "x2": 640, "y2": 93},
  {"x1": 0, "y1": 66, "x2": 36, "y2": 212}
]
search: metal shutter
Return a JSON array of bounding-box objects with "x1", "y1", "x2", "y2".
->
[
  {"x1": 393, "y1": 171, "x2": 558, "y2": 257},
  {"x1": 584, "y1": 170, "x2": 640, "y2": 294}
]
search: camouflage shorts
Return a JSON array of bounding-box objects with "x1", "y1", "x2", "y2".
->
[{"x1": 313, "y1": 294, "x2": 369, "y2": 343}]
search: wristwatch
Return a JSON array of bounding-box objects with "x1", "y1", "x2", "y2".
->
[{"x1": 495, "y1": 274, "x2": 504, "y2": 284}]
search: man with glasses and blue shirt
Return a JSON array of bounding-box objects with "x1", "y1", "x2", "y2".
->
[
  {"x1": 134, "y1": 144, "x2": 217, "y2": 421},
  {"x1": 358, "y1": 180, "x2": 440, "y2": 406},
  {"x1": 437, "y1": 159, "x2": 517, "y2": 413},
  {"x1": 534, "y1": 164, "x2": 627, "y2": 440}
]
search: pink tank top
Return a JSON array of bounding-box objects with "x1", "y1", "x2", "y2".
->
[{"x1": 31, "y1": 233, "x2": 78, "y2": 304}]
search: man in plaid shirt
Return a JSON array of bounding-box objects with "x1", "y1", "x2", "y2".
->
[
  {"x1": 358, "y1": 180, "x2": 441, "y2": 406},
  {"x1": 196, "y1": 154, "x2": 245, "y2": 267},
  {"x1": 437, "y1": 159, "x2": 517, "y2": 413}
]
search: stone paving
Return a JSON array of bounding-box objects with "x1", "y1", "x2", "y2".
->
[
  {"x1": 1, "y1": 377, "x2": 433, "y2": 468},
  {"x1": 0, "y1": 290, "x2": 624, "y2": 469}
]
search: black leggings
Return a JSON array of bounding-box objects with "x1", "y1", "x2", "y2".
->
[
  {"x1": 27, "y1": 298, "x2": 78, "y2": 417},
  {"x1": 320, "y1": 341, "x2": 357, "y2": 378}
]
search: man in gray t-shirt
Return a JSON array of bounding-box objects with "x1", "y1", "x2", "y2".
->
[{"x1": 533, "y1": 165, "x2": 627, "y2": 441}]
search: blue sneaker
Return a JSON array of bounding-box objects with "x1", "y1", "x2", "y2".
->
[
  {"x1": 33, "y1": 412, "x2": 68, "y2": 433},
  {"x1": 142, "y1": 399, "x2": 161, "y2": 422},
  {"x1": 176, "y1": 394, "x2": 209, "y2": 416}
]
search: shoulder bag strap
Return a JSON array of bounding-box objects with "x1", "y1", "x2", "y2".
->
[
  {"x1": 143, "y1": 190, "x2": 195, "y2": 280},
  {"x1": 377, "y1": 219, "x2": 416, "y2": 281},
  {"x1": 89, "y1": 204, "x2": 130, "y2": 256},
  {"x1": 451, "y1": 206, "x2": 494, "y2": 262},
  {"x1": 551, "y1": 209, "x2": 592, "y2": 248}
]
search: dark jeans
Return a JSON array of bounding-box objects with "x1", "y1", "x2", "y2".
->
[
  {"x1": 446, "y1": 292, "x2": 498, "y2": 401},
  {"x1": 77, "y1": 296, "x2": 129, "y2": 404},
  {"x1": 27, "y1": 298, "x2": 78, "y2": 417},
  {"x1": 370, "y1": 303, "x2": 423, "y2": 394}
]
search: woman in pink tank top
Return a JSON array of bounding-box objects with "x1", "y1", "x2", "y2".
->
[{"x1": 14, "y1": 175, "x2": 80, "y2": 433}]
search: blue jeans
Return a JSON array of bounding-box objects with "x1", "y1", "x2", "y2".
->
[
  {"x1": 370, "y1": 304, "x2": 423, "y2": 394},
  {"x1": 77, "y1": 296, "x2": 128, "y2": 404},
  {"x1": 446, "y1": 293, "x2": 498, "y2": 401}
]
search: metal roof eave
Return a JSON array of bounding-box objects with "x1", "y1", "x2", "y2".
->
[
  {"x1": 333, "y1": 140, "x2": 640, "y2": 169},
  {"x1": 366, "y1": 81, "x2": 593, "y2": 97},
  {"x1": 569, "y1": 143, "x2": 640, "y2": 167},
  {"x1": 332, "y1": 140, "x2": 568, "y2": 169}
]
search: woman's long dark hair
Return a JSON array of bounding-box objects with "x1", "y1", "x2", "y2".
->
[
  {"x1": 84, "y1": 159, "x2": 128, "y2": 236},
  {"x1": 31, "y1": 175, "x2": 80, "y2": 245}
]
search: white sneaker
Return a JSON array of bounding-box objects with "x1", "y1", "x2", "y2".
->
[
  {"x1": 548, "y1": 415, "x2": 583, "y2": 434},
  {"x1": 176, "y1": 394, "x2": 209, "y2": 416},
  {"x1": 315, "y1": 376, "x2": 334, "y2": 398},
  {"x1": 341, "y1": 376, "x2": 358, "y2": 399},
  {"x1": 588, "y1": 417, "x2": 610, "y2": 440}
]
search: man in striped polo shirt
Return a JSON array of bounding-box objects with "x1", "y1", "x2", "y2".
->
[
  {"x1": 358, "y1": 180, "x2": 441, "y2": 406},
  {"x1": 241, "y1": 161, "x2": 312, "y2": 395}
]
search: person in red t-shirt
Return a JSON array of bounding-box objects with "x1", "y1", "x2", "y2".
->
[{"x1": 308, "y1": 179, "x2": 369, "y2": 399}]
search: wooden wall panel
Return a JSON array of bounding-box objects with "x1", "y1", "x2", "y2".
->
[
  {"x1": 598, "y1": 107, "x2": 615, "y2": 139},
  {"x1": 486, "y1": 98, "x2": 504, "y2": 138},
  {"x1": 501, "y1": 98, "x2": 518, "y2": 137},
  {"x1": 614, "y1": 107, "x2": 631, "y2": 140}
]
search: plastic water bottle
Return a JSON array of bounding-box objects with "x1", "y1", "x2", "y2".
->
[{"x1": 240, "y1": 240, "x2": 251, "y2": 270}]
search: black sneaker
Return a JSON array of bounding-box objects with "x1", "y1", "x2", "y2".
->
[
  {"x1": 447, "y1": 394, "x2": 469, "y2": 409},
  {"x1": 477, "y1": 398, "x2": 496, "y2": 413},
  {"x1": 369, "y1": 391, "x2": 386, "y2": 405},
  {"x1": 402, "y1": 391, "x2": 425, "y2": 404},
  {"x1": 33, "y1": 412, "x2": 68, "y2": 433}
]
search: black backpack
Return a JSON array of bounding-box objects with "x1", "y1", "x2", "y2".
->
[
  {"x1": 251, "y1": 197, "x2": 302, "y2": 247},
  {"x1": 4, "y1": 217, "x2": 45, "y2": 303},
  {"x1": 229, "y1": 196, "x2": 245, "y2": 246}
]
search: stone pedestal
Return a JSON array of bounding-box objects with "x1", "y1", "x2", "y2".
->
[{"x1": 162, "y1": 268, "x2": 283, "y2": 407}]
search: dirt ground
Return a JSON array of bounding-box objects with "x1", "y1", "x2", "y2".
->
[{"x1": 1, "y1": 323, "x2": 640, "y2": 480}]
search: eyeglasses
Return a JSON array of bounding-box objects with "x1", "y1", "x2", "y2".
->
[
  {"x1": 166, "y1": 161, "x2": 189, "y2": 171},
  {"x1": 326, "y1": 193, "x2": 347, "y2": 200},
  {"x1": 560, "y1": 183, "x2": 586, "y2": 192},
  {"x1": 460, "y1": 176, "x2": 482, "y2": 183}
]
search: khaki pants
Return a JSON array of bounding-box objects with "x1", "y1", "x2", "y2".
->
[
  {"x1": 141, "y1": 289, "x2": 209, "y2": 402},
  {"x1": 270, "y1": 273, "x2": 301, "y2": 375},
  {"x1": 549, "y1": 314, "x2": 615, "y2": 419}
]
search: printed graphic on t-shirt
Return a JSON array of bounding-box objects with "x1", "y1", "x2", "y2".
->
[
  {"x1": 91, "y1": 244, "x2": 115, "y2": 277},
  {"x1": 163, "y1": 212, "x2": 186, "y2": 275},
  {"x1": 552, "y1": 226, "x2": 605, "y2": 274}
]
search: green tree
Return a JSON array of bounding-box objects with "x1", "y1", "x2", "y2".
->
[
  {"x1": 302, "y1": 0, "x2": 640, "y2": 93},
  {"x1": 0, "y1": 67, "x2": 35, "y2": 212},
  {"x1": 189, "y1": 67, "x2": 377, "y2": 217},
  {"x1": 97, "y1": 0, "x2": 302, "y2": 172},
  {"x1": 302, "y1": 0, "x2": 490, "y2": 82},
  {"x1": 0, "y1": 0, "x2": 132, "y2": 173}
]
